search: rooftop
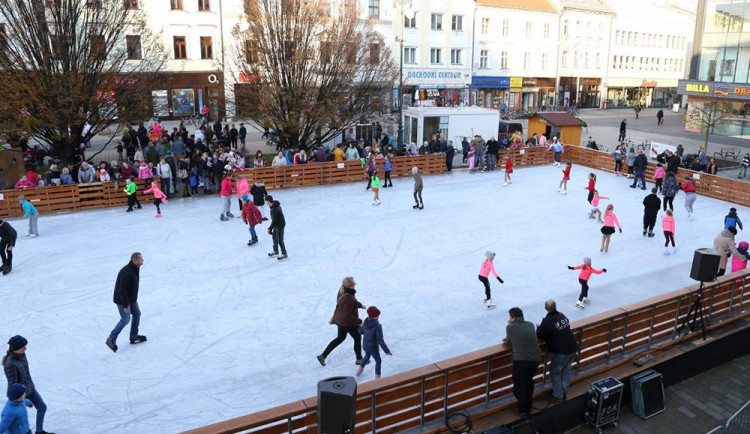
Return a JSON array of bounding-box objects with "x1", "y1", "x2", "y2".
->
[
  {"x1": 537, "y1": 112, "x2": 584, "y2": 126},
  {"x1": 559, "y1": 0, "x2": 616, "y2": 14},
  {"x1": 475, "y1": 0, "x2": 558, "y2": 13}
]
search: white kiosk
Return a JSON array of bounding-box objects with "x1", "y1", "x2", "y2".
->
[{"x1": 402, "y1": 107, "x2": 500, "y2": 146}]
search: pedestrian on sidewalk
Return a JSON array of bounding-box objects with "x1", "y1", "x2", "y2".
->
[
  {"x1": 618, "y1": 119, "x2": 627, "y2": 142},
  {"x1": 18, "y1": 195, "x2": 38, "y2": 238},
  {"x1": 106, "y1": 253, "x2": 147, "y2": 352}
]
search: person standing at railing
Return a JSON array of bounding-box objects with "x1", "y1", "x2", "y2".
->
[
  {"x1": 630, "y1": 150, "x2": 647, "y2": 190},
  {"x1": 445, "y1": 141, "x2": 456, "y2": 172},
  {"x1": 714, "y1": 226, "x2": 743, "y2": 277},
  {"x1": 546, "y1": 138, "x2": 563, "y2": 167},
  {"x1": 503, "y1": 307, "x2": 541, "y2": 418},
  {"x1": 18, "y1": 195, "x2": 38, "y2": 238},
  {"x1": 536, "y1": 300, "x2": 576, "y2": 402},
  {"x1": 471, "y1": 135, "x2": 486, "y2": 171}
]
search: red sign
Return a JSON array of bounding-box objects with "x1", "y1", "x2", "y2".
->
[
  {"x1": 238, "y1": 72, "x2": 261, "y2": 83},
  {"x1": 641, "y1": 80, "x2": 657, "y2": 87}
]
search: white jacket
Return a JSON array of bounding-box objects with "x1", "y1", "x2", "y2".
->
[
  {"x1": 157, "y1": 162, "x2": 172, "y2": 179},
  {"x1": 271, "y1": 156, "x2": 287, "y2": 167}
]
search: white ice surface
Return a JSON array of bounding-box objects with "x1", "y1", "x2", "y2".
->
[{"x1": 2, "y1": 164, "x2": 746, "y2": 433}]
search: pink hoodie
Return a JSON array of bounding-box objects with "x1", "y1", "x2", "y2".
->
[
  {"x1": 144, "y1": 182, "x2": 168, "y2": 201},
  {"x1": 574, "y1": 264, "x2": 604, "y2": 281},
  {"x1": 732, "y1": 255, "x2": 748, "y2": 274},
  {"x1": 653, "y1": 166, "x2": 666, "y2": 180},
  {"x1": 479, "y1": 259, "x2": 498, "y2": 278},
  {"x1": 591, "y1": 195, "x2": 608, "y2": 207},
  {"x1": 603, "y1": 211, "x2": 621, "y2": 229},
  {"x1": 236, "y1": 178, "x2": 249, "y2": 200},
  {"x1": 138, "y1": 164, "x2": 153, "y2": 180},
  {"x1": 662, "y1": 215, "x2": 675, "y2": 233}
]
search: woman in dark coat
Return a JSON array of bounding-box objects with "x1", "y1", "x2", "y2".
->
[
  {"x1": 3, "y1": 335, "x2": 51, "y2": 433},
  {"x1": 317, "y1": 277, "x2": 366, "y2": 366}
]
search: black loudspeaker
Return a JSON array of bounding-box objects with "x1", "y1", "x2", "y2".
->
[
  {"x1": 690, "y1": 248, "x2": 721, "y2": 282},
  {"x1": 317, "y1": 376, "x2": 357, "y2": 434},
  {"x1": 630, "y1": 370, "x2": 666, "y2": 419}
]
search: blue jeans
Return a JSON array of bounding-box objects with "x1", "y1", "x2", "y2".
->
[
  {"x1": 109, "y1": 302, "x2": 141, "y2": 341},
  {"x1": 248, "y1": 225, "x2": 258, "y2": 241},
  {"x1": 487, "y1": 153, "x2": 496, "y2": 171},
  {"x1": 27, "y1": 390, "x2": 46, "y2": 432},
  {"x1": 360, "y1": 350, "x2": 383, "y2": 375},
  {"x1": 200, "y1": 175, "x2": 210, "y2": 192},
  {"x1": 550, "y1": 353, "x2": 575, "y2": 400},
  {"x1": 476, "y1": 152, "x2": 485, "y2": 170},
  {"x1": 631, "y1": 170, "x2": 645, "y2": 188}
]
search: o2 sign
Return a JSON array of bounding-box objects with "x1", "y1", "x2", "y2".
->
[{"x1": 208, "y1": 74, "x2": 219, "y2": 84}]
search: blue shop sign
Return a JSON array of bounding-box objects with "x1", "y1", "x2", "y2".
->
[{"x1": 472, "y1": 76, "x2": 511, "y2": 88}]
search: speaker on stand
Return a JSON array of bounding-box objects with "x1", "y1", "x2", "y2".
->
[
  {"x1": 682, "y1": 248, "x2": 721, "y2": 340},
  {"x1": 317, "y1": 376, "x2": 357, "y2": 434}
]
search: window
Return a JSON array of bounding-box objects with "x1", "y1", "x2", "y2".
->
[
  {"x1": 479, "y1": 50, "x2": 488, "y2": 68},
  {"x1": 450, "y1": 48, "x2": 462, "y2": 65},
  {"x1": 200, "y1": 36, "x2": 213, "y2": 59},
  {"x1": 575, "y1": 21, "x2": 581, "y2": 37},
  {"x1": 598, "y1": 23, "x2": 602, "y2": 38},
  {"x1": 525, "y1": 21, "x2": 532, "y2": 38},
  {"x1": 562, "y1": 50, "x2": 568, "y2": 67},
  {"x1": 430, "y1": 48, "x2": 442, "y2": 64},
  {"x1": 523, "y1": 52, "x2": 530, "y2": 69},
  {"x1": 369, "y1": 43, "x2": 380, "y2": 65},
  {"x1": 543, "y1": 23, "x2": 550, "y2": 39},
  {"x1": 596, "y1": 52, "x2": 600, "y2": 69},
  {"x1": 404, "y1": 47, "x2": 416, "y2": 64},
  {"x1": 586, "y1": 22, "x2": 591, "y2": 37},
  {"x1": 126, "y1": 35, "x2": 142, "y2": 60},
  {"x1": 563, "y1": 20, "x2": 569, "y2": 36},
  {"x1": 500, "y1": 51, "x2": 508, "y2": 68},
  {"x1": 584, "y1": 52, "x2": 589, "y2": 68},
  {"x1": 198, "y1": 0, "x2": 210, "y2": 11},
  {"x1": 171, "y1": 0, "x2": 183, "y2": 10},
  {"x1": 628, "y1": 31, "x2": 632, "y2": 45},
  {"x1": 431, "y1": 14, "x2": 442, "y2": 30},
  {"x1": 404, "y1": 14, "x2": 416, "y2": 28},
  {"x1": 368, "y1": 0, "x2": 379, "y2": 19},
  {"x1": 573, "y1": 51, "x2": 578, "y2": 67},
  {"x1": 634, "y1": 32, "x2": 638, "y2": 46},
  {"x1": 542, "y1": 53, "x2": 548, "y2": 70},
  {"x1": 86, "y1": 0, "x2": 102, "y2": 7},
  {"x1": 245, "y1": 39, "x2": 258, "y2": 64},
  {"x1": 615, "y1": 30, "x2": 620, "y2": 44},
  {"x1": 173, "y1": 36, "x2": 186, "y2": 59},
  {"x1": 481, "y1": 18, "x2": 489, "y2": 35},
  {"x1": 91, "y1": 34, "x2": 105, "y2": 59},
  {"x1": 502, "y1": 19, "x2": 509, "y2": 36},
  {"x1": 124, "y1": 0, "x2": 138, "y2": 9},
  {"x1": 679, "y1": 59, "x2": 683, "y2": 71},
  {"x1": 321, "y1": 0, "x2": 331, "y2": 16},
  {"x1": 451, "y1": 15, "x2": 463, "y2": 31}
]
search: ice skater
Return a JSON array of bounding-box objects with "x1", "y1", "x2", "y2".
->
[
  {"x1": 383, "y1": 155, "x2": 393, "y2": 187},
  {"x1": 547, "y1": 137, "x2": 563, "y2": 166},
  {"x1": 724, "y1": 207, "x2": 743, "y2": 231},
  {"x1": 503, "y1": 155, "x2": 513, "y2": 186},
  {"x1": 0, "y1": 219, "x2": 17, "y2": 275},
  {"x1": 371, "y1": 168, "x2": 381, "y2": 206},
  {"x1": 567, "y1": 257, "x2": 606, "y2": 309},
  {"x1": 219, "y1": 172, "x2": 234, "y2": 221},
  {"x1": 18, "y1": 195, "x2": 38, "y2": 238},
  {"x1": 600, "y1": 204, "x2": 622, "y2": 253},
  {"x1": 662, "y1": 209, "x2": 676, "y2": 255},
  {"x1": 3, "y1": 336, "x2": 52, "y2": 434},
  {"x1": 662, "y1": 172, "x2": 678, "y2": 211},
  {"x1": 124, "y1": 177, "x2": 142, "y2": 212},
  {"x1": 236, "y1": 176, "x2": 249, "y2": 215},
  {"x1": 266, "y1": 195, "x2": 287, "y2": 260},
  {"x1": 681, "y1": 176, "x2": 697, "y2": 221},
  {"x1": 478, "y1": 251, "x2": 504, "y2": 308},
  {"x1": 558, "y1": 162, "x2": 572, "y2": 194},
  {"x1": 588, "y1": 190, "x2": 609, "y2": 223},
  {"x1": 241, "y1": 195, "x2": 262, "y2": 246},
  {"x1": 642, "y1": 188, "x2": 661, "y2": 237},
  {"x1": 250, "y1": 180, "x2": 269, "y2": 221},
  {"x1": 106, "y1": 252, "x2": 147, "y2": 353},
  {"x1": 355, "y1": 306, "x2": 392, "y2": 380},
  {"x1": 412, "y1": 167, "x2": 423, "y2": 210},
  {"x1": 318, "y1": 278, "x2": 364, "y2": 366},
  {"x1": 143, "y1": 179, "x2": 167, "y2": 217},
  {"x1": 612, "y1": 146, "x2": 623, "y2": 176},
  {"x1": 585, "y1": 173, "x2": 596, "y2": 205},
  {"x1": 0, "y1": 383, "x2": 31, "y2": 434},
  {"x1": 653, "y1": 163, "x2": 665, "y2": 193}
]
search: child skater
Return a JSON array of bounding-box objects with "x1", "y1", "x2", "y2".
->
[
  {"x1": 241, "y1": 195, "x2": 263, "y2": 246},
  {"x1": 251, "y1": 180, "x2": 268, "y2": 221},
  {"x1": 662, "y1": 209, "x2": 676, "y2": 255},
  {"x1": 558, "y1": 161, "x2": 572, "y2": 194},
  {"x1": 371, "y1": 168, "x2": 381, "y2": 205},
  {"x1": 468, "y1": 145, "x2": 476, "y2": 172},
  {"x1": 588, "y1": 190, "x2": 609, "y2": 223},
  {"x1": 502, "y1": 155, "x2": 513, "y2": 186},
  {"x1": 725, "y1": 207, "x2": 743, "y2": 231},
  {"x1": 585, "y1": 172, "x2": 596, "y2": 204},
  {"x1": 567, "y1": 257, "x2": 606, "y2": 309},
  {"x1": 383, "y1": 154, "x2": 393, "y2": 188},
  {"x1": 143, "y1": 178, "x2": 167, "y2": 217},
  {"x1": 124, "y1": 176, "x2": 142, "y2": 212},
  {"x1": 478, "y1": 251, "x2": 504, "y2": 308},
  {"x1": 355, "y1": 306, "x2": 392, "y2": 380},
  {"x1": 600, "y1": 204, "x2": 622, "y2": 253},
  {"x1": 653, "y1": 163, "x2": 666, "y2": 193},
  {"x1": 0, "y1": 383, "x2": 31, "y2": 434},
  {"x1": 612, "y1": 146, "x2": 623, "y2": 176},
  {"x1": 731, "y1": 241, "x2": 750, "y2": 276}
]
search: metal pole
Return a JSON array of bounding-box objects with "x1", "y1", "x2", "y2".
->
[{"x1": 398, "y1": 38, "x2": 404, "y2": 149}]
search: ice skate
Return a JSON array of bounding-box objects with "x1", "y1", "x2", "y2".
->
[
  {"x1": 268, "y1": 251, "x2": 278, "y2": 257},
  {"x1": 355, "y1": 366, "x2": 364, "y2": 377},
  {"x1": 105, "y1": 339, "x2": 117, "y2": 353},
  {"x1": 25, "y1": 234, "x2": 31, "y2": 237},
  {"x1": 583, "y1": 297, "x2": 590, "y2": 304},
  {"x1": 126, "y1": 208, "x2": 133, "y2": 212},
  {"x1": 277, "y1": 254, "x2": 288, "y2": 260},
  {"x1": 316, "y1": 355, "x2": 326, "y2": 366},
  {"x1": 576, "y1": 301, "x2": 585, "y2": 309},
  {"x1": 220, "y1": 214, "x2": 228, "y2": 221},
  {"x1": 561, "y1": 190, "x2": 567, "y2": 195},
  {"x1": 643, "y1": 230, "x2": 647, "y2": 236},
  {"x1": 556, "y1": 188, "x2": 561, "y2": 192},
  {"x1": 129, "y1": 335, "x2": 147, "y2": 344},
  {"x1": 2, "y1": 264, "x2": 10, "y2": 275},
  {"x1": 664, "y1": 247, "x2": 671, "y2": 255},
  {"x1": 648, "y1": 232, "x2": 655, "y2": 237},
  {"x1": 688, "y1": 213, "x2": 695, "y2": 221},
  {"x1": 671, "y1": 246, "x2": 677, "y2": 254},
  {"x1": 29, "y1": 234, "x2": 38, "y2": 238},
  {"x1": 136, "y1": 205, "x2": 142, "y2": 209},
  {"x1": 413, "y1": 204, "x2": 419, "y2": 209},
  {"x1": 226, "y1": 211, "x2": 235, "y2": 218},
  {"x1": 419, "y1": 204, "x2": 423, "y2": 209},
  {"x1": 486, "y1": 298, "x2": 496, "y2": 309},
  {"x1": 154, "y1": 212, "x2": 161, "y2": 218},
  {"x1": 502, "y1": 182, "x2": 507, "y2": 186},
  {"x1": 262, "y1": 217, "x2": 268, "y2": 221}
]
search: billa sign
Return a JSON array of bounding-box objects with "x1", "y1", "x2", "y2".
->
[
  {"x1": 678, "y1": 79, "x2": 750, "y2": 100},
  {"x1": 686, "y1": 83, "x2": 709, "y2": 93}
]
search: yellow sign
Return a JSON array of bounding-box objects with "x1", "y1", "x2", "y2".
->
[
  {"x1": 685, "y1": 84, "x2": 709, "y2": 93},
  {"x1": 510, "y1": 77, "x2": 522, "y2": 93}
]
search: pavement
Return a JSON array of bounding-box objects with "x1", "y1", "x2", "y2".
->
[{"x1": 565, "y1": 352, "x2": 750, "y2": 434}]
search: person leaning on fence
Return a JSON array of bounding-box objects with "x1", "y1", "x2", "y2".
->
[
  {"x1": 504, "y1": 307, "x2": 541, "y2": 417},
  {"x1": 536, "y1": 300, "x2": 577, "y2": 402}
]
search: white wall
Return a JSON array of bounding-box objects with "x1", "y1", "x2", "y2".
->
[{"x1": 557, "y1": 9, "x2": 612, "y2": 79}]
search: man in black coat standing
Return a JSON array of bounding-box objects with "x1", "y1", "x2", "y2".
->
[
  {"x1": 536, "y1": 300, "x2": 576, "y2": 402},
  {"x1": 618, "y1": 119, "x2": 627, "y2": 142},
  {"x1": 642, "y1": 188, "x2": 661, "y2": 237},
  {"x1": 630, "y1": 150, "x2": 648, "y2": 190},
  {"x1": 106, "y1": 252, "x2": 147, "y2": 352},
  {"x1": 266, "y1": 195, "x2": 287, "y2": 260},
  {"x1": 504, "y1": 307, "x2": 541, "y2": 416},
  {"x1": 0, "y1": 219, "x2": 17, "y2": 275}
]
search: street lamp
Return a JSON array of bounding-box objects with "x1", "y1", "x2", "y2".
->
[{"x1": 395, "y1": 1, "x2": 414, "y2": 150}]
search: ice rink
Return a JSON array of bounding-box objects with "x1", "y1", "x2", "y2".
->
[{"x1": 2, "y1": 163, "x2": 746, "y2": 433}]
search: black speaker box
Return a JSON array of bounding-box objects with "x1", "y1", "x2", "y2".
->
[
  {"x1": 630, "y1": 370, "x2": 666, "y2": 419},
  {"x1": 317, "y1": 376, "x2": 357, "y2": 434},
  {"x1": 690, "y1": 248, "x2": 721, "y2": 282}
]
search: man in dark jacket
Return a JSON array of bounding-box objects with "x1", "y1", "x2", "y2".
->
[
  {"x1": 0, "y1": 219, "x2": 17, "y2": 275},
  {"x1": 536, "y1": 300, "x2": 576, "y2": 401},
  {"x1": 618, "y1": 119, "x2": 627, "y2": 142},
  {"x1": 239, "y1": 123, "x2": 247, "y2": 147},
  {"x1": 642, "y1": 188, "x2": 661, "y2": 237},
  {"x1": 504, "y1": 307, "x2": 541, "y2": 416},
  {"x1": 317, "y1": 282, "x2": 364, "y2": 366},
  {"x1": 666, "y1": 150, "x2": 680, "y2": 175},
  {"x1": 486, "y1": 138, "x2": 499, "y2": 171},
  {"x1": 266, "y1": 195, "x2": 287, "y2": 260},
  {"x1": 630, "y1": 150, "x2": 648, "y2": 189},
  {"x1": 106, "y1": 252, "x2": 146, "y2": 352}
]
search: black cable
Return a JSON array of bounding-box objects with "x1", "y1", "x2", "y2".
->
[{"x1": 445, "y1": 409, "x2": 474, "y2": 434}]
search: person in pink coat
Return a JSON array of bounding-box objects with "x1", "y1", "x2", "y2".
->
[
  {"x1": 14, "y1": 177, "x2": 35, "y2": 189},
  {"x1": 731, "y1": 241, "x2": 750, "y2": 277},
  {"x1": 478, "y1": 251, "x2": 504, "y2": 308},
  {"x1": 653, "y1": 163, "x2": 666, "y2": 194},
  {"x1": 600, "y1": 204, "x2": 622, "y2": 253},
  {"x1": 588, "y1": 190, "x2": 609, "y2": 223},
  {"x1": 138, "y1": 162, "x2": 153, "y2": 180},
  {"x1": 567, "y1": 257, "x2": 606, "y2": 309},
  {"x1": 236, "y1": 177, "x2": 250, "y2": 215},
  {"x1": 143, "y1": 179, "x2": 168, "y2": 217},
  {"x1": 662, "y1": 209, "x2": 676, "y2": 255},
  {"x1": 219, "y1": 172, "x2": 234, "y2": 221}
]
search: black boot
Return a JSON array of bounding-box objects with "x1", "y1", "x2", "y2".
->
[{"x1": 2, "y1": 264, "x2": 11, "y2": 275}]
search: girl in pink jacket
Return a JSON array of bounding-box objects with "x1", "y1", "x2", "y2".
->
[
  {"x1": 567, "y1": 257, "x2": 606, "y2": 309},
  {"x1": 588, "y1": 190, "x2": 609, "y2": 223},
  {"x1": 138, "y1": 162, "x2": 153, "y2": 180},
  {"x1": 478, "y1": 251, "x2": 504, "y2": 308},
  {"x1": 662, "y1": 209, "x2": 676, "y2": 255},
  {"x1": 653, "y1": 164, "x2": 666, "y2": 193},
  {"x1": 143, "y1": 179, "x2": 168, "y2": 217},
  {"x1": 731, "y1": 241, "x2": 750, "y2": 276},
  {"x1": 600, "y1": 204, "x2": 621, "y2": 253},
  {"x1": 236, "y1": 177, "x2": 250, "y2": 215}
]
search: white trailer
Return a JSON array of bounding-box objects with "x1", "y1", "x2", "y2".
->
[{"x1": 402, "y1": 107, "x2": 500, "y2": 147}]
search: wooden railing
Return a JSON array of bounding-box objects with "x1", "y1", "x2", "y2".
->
[{"x1": 181, "y1": 271, "x2": 750, "y2": 434}]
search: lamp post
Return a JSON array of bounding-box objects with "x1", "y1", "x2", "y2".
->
[{"x1": 395, "y1": 1, "x2": 413, "y2": 150}]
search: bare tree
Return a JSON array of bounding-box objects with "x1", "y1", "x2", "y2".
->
[
  {"x1": 683, "y1": 99, "x2": 734, "y2": 157},
  {"x1": 233, "y1": 0, "x2": 396, "y2": 151},
  {"x1": 0, "y1": 0, "x2": 165, "y2": 162}
]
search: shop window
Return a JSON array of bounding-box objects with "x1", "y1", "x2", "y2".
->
[
  {"x1": 126, "y1": 35, "x2": 142, "y2": 60},
  {"x1": 200, "y1": 36, "x2": 213, "y2": 59},
  {"x1": 584, "y1": 52, "x2": 589, "y2": 68},
  {"x1": 171, "y1": 89, "x2": 196, "y2": 117},
  {"x1": 451, "y1": 15, "x2": 463, "y2": 32},
  {"x1": 171, "y1": 0, "x2": 183, "y2": 10},
  {"x1": 544, "y1": 23, "x2": 550, "y2": 39},
  {"x1": 480, "y1": 50, "x2": 488, "y2": 69},
  {"x1": 404, "y1": 13, "x2": 416, "y2": 29},
  {"x1": 431, "y1": 14, "x2": 442, "y2": 30},
  {"x1": 481, "y1": 18, "x2": 489, "y2": 36},
  {"x1": 502, "y1": 19, "x2": 509, "y2": 36},
  {"x1": 615, "y1": 30, "x2": 620, "y2": 45},
  {"x1": 562, "y1": 50, "x2": 567, "y2": 67},
  {"x1": 368, "y1": 0, "x2": 379, "y2": 19},
  {"x1": 173, "y1": 36, "x2": 186, "y2": 59},
  {"x1": 430, "y1": 48, "x2": 441, "y2": 64},
  {"x1": 501, "y1": 51, "x2": 508, "y2": 68},
  {"x1": 124, "y1": 0, "x2": 139, "y2": 9},
  {"x1": 525, "y1": 22, "x2": 532, "y2": 38},
  {"x1": 198, "y1": 0, "x2": 210, "y2": 12},
  {"x1": 450, "y1": 49, "x2": 462, "y2": 65}
]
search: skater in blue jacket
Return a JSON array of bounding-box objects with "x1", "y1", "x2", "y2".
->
[
  {"x1": 0, "y1": 383, "x2": 31, "y2": 434},
  {"x1": 355, "y1": 306, "x2": 392, "y2": 379},
  {"x1": 725, "y1": 208, "x2": 743, "y2": 231}
]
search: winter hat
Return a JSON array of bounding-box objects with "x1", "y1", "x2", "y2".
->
[
  {"x1": 583, "y1": 257, "x2": 592, "y2": 266},
  {"x1": 241, "y1": 195, "x2": 249, "y2": 202},
  {"x1": 740, "y1": 241, "x2": 749, "y2": 251},
  {"x1": 485, "y1": 251, "x2": 496, "y2": 260},
  {"x1": 6, "y1": 383, "x2": 25, "y2": 401},
  {"x1": 17, "y1": 195, "x2": 25, "y2": 201},
  {"x1": 367, "y1": 306, "x2": 381, "y2": 318},
  {"x1": 730, "y1": 207, "x2": 737, "y2": 212},
  {"x1": 412, "y1": 167, "x2": 418, "y2": 174},
  {"x1": 7, "y1": 335, "x2": 27, "y2": 352},
  {"x1": 100, "y1": 169, "x2": 106, "y2": 173},
  {"x1": 140, "y1": 162, "x2": 147, "y2": 167}
]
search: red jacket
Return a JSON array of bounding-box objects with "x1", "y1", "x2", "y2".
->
[
  {"x1": 220, "y1": 178, "x2": 233, "y2": 196},
  {"x1": 505, "y1": 158, "x2": 513, "y2": 173},
  {"x1": 242, "y1": 202, "x2": 262, "y2": 226},
  {"x1": 681, "y1": 179, "x2": 696, "y2": 193},
  {"x1": 563, "y1": 166, "x2": 571, "y2": 177},
  {"x1": 587, "y1": 178, "x2": 595, "y2": 192}
]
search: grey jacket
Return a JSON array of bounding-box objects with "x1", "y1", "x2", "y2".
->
[
  {"x1": 626, "y1": 152, "x2": 636, "y2": 166},
  {"x1": 471, "y1": 139, "x2": 486, "y2": 154},
  {"x1": 413, "y1": 173, "x2": 423, "y2": 191},
  {"x1": 506, "y1": 318, "x2": 541, "y2": 362},
  {"x1": 4, "y1": 353, "x2": 35, "y2": 396},
  {"x1": 77, "y1": 165, "x2": 96, "y2": 183}
]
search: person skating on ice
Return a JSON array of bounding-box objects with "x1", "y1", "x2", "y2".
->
[
  {"x1": 106, "y1": 252, "x2": 147, "y2": 352},
  {"x1": 558, "y1": 161, "x2": 572, "y2": 194},
  {"x1": 653, "y1": 163, "x2": 665, "y2": 194},
  {"x1": 250, "y1": 180, "x2": 269, "y2": 221},
  {"x1": 642, "y1": 188, "x2": 661, "y2": 237},
  {"x1": 412, "y1": 167, "x2": 423, "y2": 210},
  {"x1": 219, "y1": 171, "x2": 234, "y2": 221},
  {"x1": 478, "y1": 251, "x2": 504, "y2": 308},
  {"x1": 612, "y1": 146, "x2": 623, "y2": 176},
  {"x1": 567, "y1": 257, "x2": 606, "y2": 309},
  {"x1": 383, "y1": 155, "x2": 393, "y2": 187},
  {"x1": 3, "y1": 336, "x2": 54, "y2": 434},
  {"x1": 725, "y1": 207, "x2": 743, "y2": 232},
  {"x1": 124, "y1": 176, "x2": 142, "y2": 212},
  {"x1": 266, "y1": 195, "x2": 287, "y2": 260},
  {"x1": 18, "y1": 195, "x2": 38, "y2": 238},
  {"x1": 585, "y1": 172, "x2": 596, "y2": 205},
  {"x1": 503, "y1": 155, "x2": 513, "y2": 186},
  {"x1": 241, "y1": 195, "x2": 262, "y2": 246},
  {"x1": 546, "y1": 137, "x2": 563, "y2": 166},
  {"x1": 355, "y1": 306, "x2": 392, "y2": 380},
  {"x1": 143, "y1": 179, "x2": 167, "y2": 218},
  {"x1": 662, "y1": 172, "x2": 678, "y2": 212},
  {"x1": 0, "y1": 219, "x2": 17, "y2": 275},
  {"x1": 371, "y1": 168, "x2": 381, "y2": 206},
  {"x1": 731, "y1": 241, "x2": 750, "y2": 275},
  {"x1": 588, "y1": 190, "x2": 609, "y2": 223},
  {"x1": 680, "y1": 175, "x2": 697, "y2": 221},
  {"x1": 600, "y1": 204, "x2": 622, "y2": 253},
  {"x1": 0, "y1": 383, "x2": 34, "y2": 434},
  {"x1": 662, "y1": 209, "x2": 676, "y2": 255},
  {"x1": 318, "y1": 278, "x2": 365, "y2": 366},
  {"x1": 236, "y1": 176, "x2": 250, "y2": 216}
]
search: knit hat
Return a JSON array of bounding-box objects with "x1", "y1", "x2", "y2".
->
[
  {"x1": 584, "y1": 257, "x2": 592, "y2": 266},
  {"x1": 485, "y1": 251, "x2": 496, "y2": 260},
  {"x1": 7, "y1": 335, "x2": 26, "y2": 352},
  {"x1": 241, "y1": 195, "x2": 249, "y2": 201},
  {"x1": 6, "y1": 383, "x2": 25, "y2": 401},
  {"x1": 412, "y1": 167, "x2": 418, "y2": 174},
  {"x1": 17, "y1": 195, "x2": 25, "y2": 201},
  {"x1": 367, "y1": 306, "x2": 381, "y2": 318},
  {"x1": 740, "y1": 241, "x2": 749, "y2": 251},
  {"x1": 100, "y1": 169, "x2": 106, "y2": 173},
  {"x1": 730, "y1": 207, "x2": 737, "y2": 212}
]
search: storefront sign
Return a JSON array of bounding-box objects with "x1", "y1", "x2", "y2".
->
[
  {"x1": 522, "y1": 78, "x2": 537, "y2": 87},
  {"x1": 733, "y1": 86, "x2": 750, "y2": 95},
  {"x1": 579, "y1": 77, "x2": 601, "y2": 85},
  {"x1": 509, "y1": 77, "x2": 523, "y2": 93},
  {"x1": 686, "y1": 84, "x2": 709, "y2": 93},
  {"x1": 471, "y1": 76, "x2": 510, "y2": 88},
  {"x1": 641, "y1": 80, "x2": 657, "y2": 87},
  {"x1": 404, "y1": 69, "x2": 471, "y2": 86}
]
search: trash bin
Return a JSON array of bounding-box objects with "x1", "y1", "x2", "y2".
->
[{"x1": 603, "y1": 101, "x2": 608, "y2": 110}]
